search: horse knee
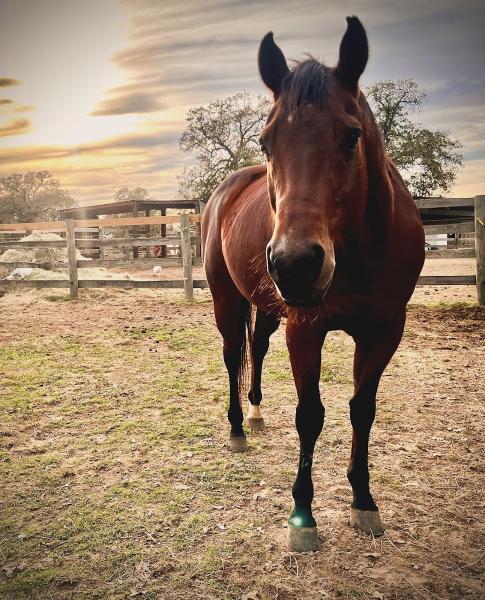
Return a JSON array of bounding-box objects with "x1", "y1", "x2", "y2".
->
[
  {"x1": 349, "y1": 395, "x2": 376, "y2": 429},
  {"x1": 295, "y1": 400, "x2": 325, "y2": 442}
]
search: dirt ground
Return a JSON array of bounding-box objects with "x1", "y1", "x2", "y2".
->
[{"x1": 0, "y1": 261, "x2": 484, "y2": 599}]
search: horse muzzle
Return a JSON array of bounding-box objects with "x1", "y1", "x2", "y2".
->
[{"x1": 266, "y1": 241, "x2": 334, "y2": 307}]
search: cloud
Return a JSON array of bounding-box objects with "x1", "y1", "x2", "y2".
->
[
  {"x1": 13, "y1": 104, "x2": 34, "y2": 113},
  {"x1": 0, "y1": 98, "x2": 34, "y2": 114},
  {"x1": 0, "y1": 125, "x2": 185, "y2": 203},
  {"x1": 0, "y1": 77, "x2": 21, "y2": 87},
  {"x1": 0, "y1": 118, "x2": 31, "y2": 137},
  {"x1": 0, "y1": 128, "x2": 179, "y2": 165},
  {"x1": 1, "y1": 0, "x2": 484, "y2": 203},
  {"x1": 90, "y1": 91, "x2": 165, "y2": 116}
]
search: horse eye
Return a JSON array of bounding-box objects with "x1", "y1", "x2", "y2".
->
[
  {"x1": 345, "y1": 128, "x2": 362, "y2": 149},
  {"x1": 259, "y1": 139, "x2": 269, "y2": 157}
]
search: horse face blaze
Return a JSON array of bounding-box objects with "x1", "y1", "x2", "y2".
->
[{"x1": 263, "y1": 113, "x2": 337, "y2": 306}]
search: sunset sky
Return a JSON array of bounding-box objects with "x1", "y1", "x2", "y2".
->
[{"x1": 0, "y1": 0, "x2": 483, "y2": 205}]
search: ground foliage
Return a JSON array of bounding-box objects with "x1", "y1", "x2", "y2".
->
[{"x1": 0, "y1": 290, "x2": 483, "y2": 599}]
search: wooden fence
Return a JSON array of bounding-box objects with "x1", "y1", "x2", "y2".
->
[
  {"x1": 0, "y1": 196, "x2": 484, "y2": 304},
  {"x1": 416, "y1": 196, "x2": 484, "y2": 304},
  {"x1": 0, "y1": 214, "x2": 206, "y2": 300}
]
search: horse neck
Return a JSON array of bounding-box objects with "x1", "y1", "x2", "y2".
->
[{"x1": 360, "y1": 96, "x2": 396, "y2": 242}]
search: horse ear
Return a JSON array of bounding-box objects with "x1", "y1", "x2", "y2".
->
[
  {"x1": 258, "y1": 32, "x2": 290, "y2": 98},
  {"x1": 335, "y1": 16, "x2": 368, "y2": 91}
]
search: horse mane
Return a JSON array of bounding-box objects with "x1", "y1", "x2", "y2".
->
[{"x1": 281, "y1": 57, "x2": 327, "y2": 114}]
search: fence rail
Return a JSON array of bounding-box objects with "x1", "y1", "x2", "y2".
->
[
  {"x1": 0, "y1": 196, "x2": 484, "y2": 304},
  {"x1": 0, "y1": 213, "x2": 202, "y2": 300}
]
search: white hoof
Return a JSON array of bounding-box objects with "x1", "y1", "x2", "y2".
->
[
  {"x1": 247, "y1": 402, "x2": 265, "y2": 430},
  {"x1": 350, "y1": 507, "x2": 385, "y2": 536},
  {"x1": 229, "y1": 436, "x2": 248, "y2": 452},
  {"x1": 287, "y1": 525, "x2": 319, "y2": 552},
  {"x1": 247, "y1": 417, "x2": 265, "y2": 431}
]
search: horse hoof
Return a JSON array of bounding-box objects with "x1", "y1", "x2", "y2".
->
[
  {"x1": 350, "y1": 508, "x2": 385, "y2": 536},
  {"x1": 229, "y1": 436, "x2": 248, "y2": 452},
  {"x1": 287, "y1": 525, "x2": 319, "y2": 552},
  {"x1": 247, "y1": 417, "x2": 266, "y2": 431}
]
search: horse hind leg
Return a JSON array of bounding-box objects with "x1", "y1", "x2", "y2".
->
[
  {"x1": 247, "y1": 309, "x2": 280, "y2": 431},
  {"x1": 213, "y1": 290, "x2": 251, "y2": 452}
]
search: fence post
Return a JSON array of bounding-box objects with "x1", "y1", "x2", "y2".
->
[
  {"x1": 66, "y1": 219, "x2": 79, "y2": 299},
  {"x1": 180, "y1": 213, "x2": 193, "y2": 301},
  {"x1": 475, "y1": 195, "x2": 485, "y2": 305},
  {"x1": 99, "y1": 228, "x2": 105, "y2": 260}
]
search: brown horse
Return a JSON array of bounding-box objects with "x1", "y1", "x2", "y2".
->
[{"x1": 202, "y1": 16, "x2": 424, "y2": 552}]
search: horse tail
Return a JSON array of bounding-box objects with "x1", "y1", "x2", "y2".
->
[{"x1": 238, "y1": 301, "x2": 253, "y2": 396}]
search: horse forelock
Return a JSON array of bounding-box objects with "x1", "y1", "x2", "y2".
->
[{"x1": 281, "y1": 57, "x2": 328, "y2": 114}]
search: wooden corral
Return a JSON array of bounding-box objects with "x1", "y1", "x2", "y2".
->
[
  {"x1": 0, "y1": 196, "x2": 484, "y2": 303},
  {"x1": 0, "y1": 214, "x2": 205, "y2": 300},
  {"x1": 59, "y1": 198, "x2": 205, "y2": 259}
]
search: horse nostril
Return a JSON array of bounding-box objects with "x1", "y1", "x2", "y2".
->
[
  {"x1": 266, "y1": 244, "x2": 276, "y2": 274},
  {"x1": 308, "y1": 244, "x2": 325, "y2": 277}
]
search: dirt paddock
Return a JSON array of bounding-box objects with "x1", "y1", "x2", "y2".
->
[{"x1": 0, "y1": 271, "x2": 484, "y2": 598}]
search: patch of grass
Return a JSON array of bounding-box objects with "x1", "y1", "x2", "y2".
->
[
  {"x1": 409, "y1": 300, "x2": 479, "y2": 309},
  {"x1": 322, "y1": 336, "x2": 354, "y2": 384},
  {"x1": 1, "y1": 293, "x2": 483, "y2": 600},
  {"x1": 45, "y1": 294, "x2": 71, "y2": 302},
  {"x1": 0, "y1": 568, "x2": 58, "y2": 598},
  {"x1": 155, "y1": 325, "x2": 216, "y2": 355}
]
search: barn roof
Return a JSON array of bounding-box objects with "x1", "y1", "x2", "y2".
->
[{"x1": 60, "y1": 199, "x2": 201, "y2": 220}]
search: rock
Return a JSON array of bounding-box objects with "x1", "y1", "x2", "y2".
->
[{"x1": 242, "y1": 593, "x2": 261, "y2": 600}]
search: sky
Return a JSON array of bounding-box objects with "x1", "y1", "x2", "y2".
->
[{"x1": 0, "y1": 0, "x2": 484, "y2": 205}]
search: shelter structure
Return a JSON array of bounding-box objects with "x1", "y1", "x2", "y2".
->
[{"x1": 60, "y1": 199, "x2": 205, "y2": 258}]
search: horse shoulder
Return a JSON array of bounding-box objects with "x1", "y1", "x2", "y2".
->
[{"x1": 202, "y1": 165, "x2": 266, "y2": 243}]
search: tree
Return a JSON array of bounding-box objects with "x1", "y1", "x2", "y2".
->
[
  {"x1": 0, "y1": 171, "x2": 75, "y2": 223},
  {"x1": 114, "y1": 186, "x2": 150, "y2": 204},
  {"x1": 366, "y1": 79, "x2": 462, "y2": 198},
  {"x1": 178, "y1": 91, "x2": 271, "y2": 202}
]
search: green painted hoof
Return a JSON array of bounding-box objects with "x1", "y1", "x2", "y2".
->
[
  {"x1": 287, "y1": 524, "x2": 319, "y2": 552},
  {"x1": 350, "y1": 507, "x2": 385, "y2": 536},
  {"x1": 247, "y1": 417, "x2": 266, "y2": 431},
  {"x1": 229, "y1": 436, "x2": 248, "y2": 452}
]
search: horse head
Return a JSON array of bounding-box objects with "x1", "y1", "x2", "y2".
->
[{"x1": 259, "y1": 17, "x2": 370, "y2": 307}]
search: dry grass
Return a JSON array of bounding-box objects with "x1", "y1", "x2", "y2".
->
[
  {"x1": 0, "y1": 232, "x2": 85, "y2": 264},
  {"x1": 0, "y1": 232, "x2": 133, "y2": 281},
  {"x1": 0, "y1": 289, "x2": 484, "y2": 599}
]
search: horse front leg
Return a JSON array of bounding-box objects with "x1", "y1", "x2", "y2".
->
[
  {"x1": 286, "y1": 319, "x2": 326, "y2": 552},
  {"x1": 348, "y1": 310, "x2": 406, "y2": 535},
  {"x1": 247, "y1": 309, "x2": 280, "y2": 431}
]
